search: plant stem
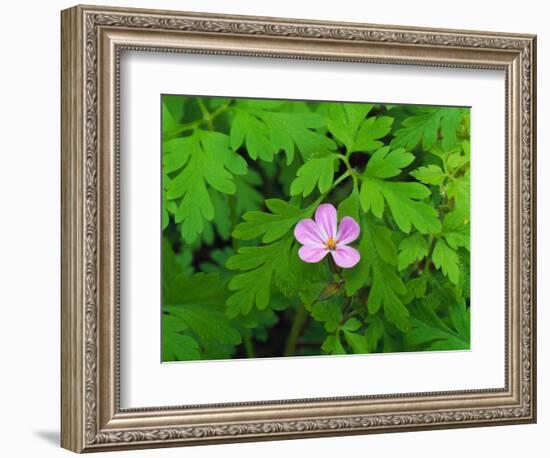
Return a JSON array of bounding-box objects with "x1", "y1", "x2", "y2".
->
[
  {"x1": 424, "y1": 235, "x2": 435, "y2": 274},
  {"x1": 243, "y1": 333, "x2": 255, "y2": 358},
  {"x1": 167, "y1": 102, "x2": 230, "y2": 137},
  {"x1": 331, "y1": 169, "x2": 352, "y2": 189},
  {"x1": 327, "y1": 255, "x2": 344, "y2": 282},
  {"x1": 336, "y1": 153, "x2": 359, "y2": 193},
  {"x1": 197, "y1": 98, "x2": 214, "y2": 130},
  {"x1": 284, "y1": 304, "x2": 309, "y2": 356},
  {"x1": 340, "y1": 309, "x2": 359, "y2": 325}
]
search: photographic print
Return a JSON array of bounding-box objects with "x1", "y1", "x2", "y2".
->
[
  {"x1": 161, "y1": 95, "x2": 471, "y2": 362},
  {"x1": 62, "y1": 7, "x2": 536, "y2": 450}
]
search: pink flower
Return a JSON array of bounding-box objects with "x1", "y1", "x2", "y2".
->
[{"x1": 294, "y1": 203, "x2": 361, "y2": 268}]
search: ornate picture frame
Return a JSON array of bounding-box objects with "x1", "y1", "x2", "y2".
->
[{"x1": 61, "y1": 4, "x2": 536, "y2": 453}]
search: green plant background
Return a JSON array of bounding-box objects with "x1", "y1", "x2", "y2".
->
[{"x1": 161, "y1": 95, "x2": 470, "y2": 362}]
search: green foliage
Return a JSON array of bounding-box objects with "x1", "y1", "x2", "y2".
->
[
  {"x1": 161, "y1": 96, "x2": 470, "y2": 361},
  {"x1": 225, "y1": 235, "x2": 294, "y2": 317},
  {"x1": 432, "y1": 239, "x2": 460, "y2": 285},
  {"x1": 163, "y1": 129, "x2": 247, "y2": 243},
  {"x1": 359, "y1": 147, "x2": 441, "y2": 234},
  {"x1": 344, "y1": 216, "x2": 410, "y2": 332},
  {"x1": 326, "y1": 103, "x2": 393, "y2": 153},
  {"x1": 162, "y1": 271, "x2": 242, "y2": 361},
  {"x1": 407, "y1": 301, "x2": 470, "y2": 351},
  {"x1": 230, "y1": 99, "x2": 336, "y2": 162},
  {"x1": 232, "y1": 199, "x2": 309, "y2": 243},
  {"x1": 162, "y1": 314, "x2": 201, "y2": 361},
  {"x1": 390, "y1": 106, "x2": 462, "y2": 151},
  {"x1": 410, "y1": 165, "x2": 445, "y2": 185},
  {"x1": 398, "y1": 233, "x2": 429, "y2": 271},
  {"x1": 290, "y1": 155, "x2": 336, "y2": 197}
]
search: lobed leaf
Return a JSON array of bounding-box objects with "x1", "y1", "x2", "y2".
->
[
  {"x1": 398, "y1": 233, "x2": 429, "y2": 271},
  {"x1": 162, "y1": 314, "x2": 201, "y2": 361},
  {"x1": 230, "y1": 100, "x2": 336, "y2": 163},
  {"x1": 290, "y1": 155, "x2": 337, "y2": 197},
  {"x1": 162, "y1": 272, "x2": 242, "y2": 361},
  {"x1": 390, "y1": 107, "x2": 461, "y2": 151},
  {"x1": 163, "y1": 130, "x2": 247, "y2": 243},
  {"x1": 232, "y1": 199, "x2": 309, "y2": 243},
  {"x1": 343, "y1": 216, "x2": 410, "y2": 332},
  {"x1": 410, "y1": 164, "x2": 445, "y2": 185},
  {"x1": 432, "y1": 239, "x2": 460, "y2": 285},
  {"x1": 225, "y1": 235, "x2": 294, "y2": 316},
  {"x1": 359, "y1": 146, "x2": 441, "y2": 234}
]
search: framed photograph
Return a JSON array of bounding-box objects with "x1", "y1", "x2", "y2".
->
[{"x1": 61, "y1": 4, "x2": 537, "y2": 453}]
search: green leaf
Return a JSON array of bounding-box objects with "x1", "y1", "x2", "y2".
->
[
  {"x1": 326, "y1": 103, "x2": 373, "y2": 152},
  {"x1": 343, "y1": 330, "x2": 369, "y2": 353},
  {"x1": 364, "y1": 146, "x2": 414, "y2": 178},
  {"x1": 343, "y1": 217, "x2": 397, "y2": 295},
  {"x1": 450, "y1": 300, "x2": 470, "y2": 340},
  {"x1": 402, "y1": 276, "x2": 428, "y2": 304},
  {"x1": 397, "y1": 233, "x2": 429, "y2": 270},
  {"x1": 338, "y1": 189, "x2": 361, "y2": 221},
  {"x1": 266, "y1": 111, "x2": 336, "y2": 161},
  {"x1": 407, "y1": 320, "x2": 468, "y2": 350},
  {"x1": 162, "y1": 314, "x2": 200, "y2": 361},
  {"x1": 234, "y1": 169, "x2": 264, "y2": 215},
  {"x1": 406, "y1": 303, "x2": 469, "y2": 351},
  {"x1": 278, "y1": 245, "x2": 330, "y2": 305},
  {"x1": 203, "y1": 190, "x2": 232, "y2": 240},
  {"x1": 421, "y1": 280, "x2": 459, "y2": 313},
  {"x1": 200, "y1": 247, "x2": 235, "y2": 278},
  {"x1": 162, "y1": 95, "x2": 186, "y2": 139},
  {"x1": 447, "y1": 152, "x2": 467, "y2": 171},
  {"x1": 410, "y1": 165, "x2": 445, "y2": 185},
  {"x1": 225, "y1": 235, "x2": 293, "y2": 316},
  {"x1": 322, "y1": 335, "x2": 346, "y2": 355},
  {"x1": 440, "y1": 108, "x2": 462, "y2": 151},
  {"x1": 390, "y1": 107, "x2": 461, "y2": 151},
  {"x1": 232, "y1": 199, "x2": 309, "y2": 243},
  {"x1": 442, "y1": 213, "x2": 470, "y2": 251},
  {"x1": 311, "y1": 299, "x2": 342, "y2": 333},
  {"x1": 290, "y1": 155, "x2": 336, "y2": 197},
  {"x1": 230, "y1": 110, "x2": 274, "y2": 161},
  {"x1": 162, "y1": 137, "x2": 191, "y2": 173},
  {"x1": 371, "y1": 224, "x2": 397, "y2": 265},
  {"x1": 165, "y1": 303, "x2": 242, "y2": 346},
  {"x1": 162, "y1": 193, "x2": 170, "y2": 230},
  {"x1": 354, "y1": 116, "x2": 394, "y2": 152},
  {"x1": 365, "y1": 316, "x2": 385, "y2": 352},
  {"x1": 343, "y1": 217, "x2": 409, "y2": 332},
  {"x1": 163, "y1": 273, "x2": 241, "y2": 342},
  {"x1": 342, "y1": 318, "x2": 362, "y2": 332},
  {"x1": 231, "y1": 101, "x2": 336, "y2": 163},
  {"x1": 432, "y1": 239, "x2": 460, "y2": 285},
  {"x1": 368, "y1": 262, "x2": 409, "y2": 332},
  {"x1": 162, "y1": 239, "x2": 194, "y2": 289},
  {"x1": 360, "y1": 147, "x2": 441, "y2": 234},
  {"x1": 162, "y1": 270, "x2": 241, "y2": 361},
  {"x1": 164, "y1": 130, "x2": 248, "y2": 243},
  {"x1": 447, "y1": 171, "x2": 470, "y2": 217}
]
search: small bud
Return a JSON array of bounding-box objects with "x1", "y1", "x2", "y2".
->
[{"x1": 317, "y1": 282, "x2": 342, "y2": 301}]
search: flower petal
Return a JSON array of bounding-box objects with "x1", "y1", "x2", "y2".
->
[
  {"x1": 336, "y1": 216, "x2": 360, "y2": 245},
  {"x1": 330, "y1": 245, "x2": 361, "y2": 268},
  {"x1": 298, "y1": 245, "x2": 329, "y2": 263},
  {"x1": 294, "y1": 219, "x2": 325, "y2": 247},
  {"x1": 314, "y1": 203, "x2": 337, "y2": 240}
]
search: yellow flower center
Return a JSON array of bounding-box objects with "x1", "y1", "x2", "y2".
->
[{"x1": 325, "y1": 237, "x2": 337, "y2": 251}]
